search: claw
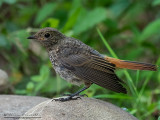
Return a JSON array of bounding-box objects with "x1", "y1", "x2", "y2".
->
[
  {"x1": 54, "y1": 87, "x2": 89, "y2": 102},
  {"x1": 53, "y1": 96, "x2": 81, "y2": 102}
]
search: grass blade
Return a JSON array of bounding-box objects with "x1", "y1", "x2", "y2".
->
[{"x1": 97, "y1": 28, "x2": 138, "y2": 96}]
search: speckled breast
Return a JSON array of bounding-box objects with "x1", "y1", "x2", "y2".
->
[{"x1": 48, "y1": 51, "x2": 83, "y2": 86}]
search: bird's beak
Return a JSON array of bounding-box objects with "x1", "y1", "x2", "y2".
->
[{"x1": 27, "y1": 35, "x2": 36, "y2": 39}]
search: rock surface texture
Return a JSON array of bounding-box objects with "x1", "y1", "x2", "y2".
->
[
  {"x1": 0, "y1": 69, "x2": 9, "y2": 92},
  {"x1": 22, "y1": 96, "x2": 137, "y2": 120},
  {"x1": 0, "y1": 95, "x2": 137, "y2": 120},
  {"x1": 0, "y1": 95, "x2": 49, "y2": 120}
]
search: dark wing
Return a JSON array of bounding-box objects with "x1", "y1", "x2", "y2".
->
[{"x1": 60, "y1": 52, "x2": 127, "y2": 94}]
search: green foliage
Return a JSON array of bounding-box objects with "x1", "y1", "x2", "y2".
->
[
  {"x1": 73, "y1": 7, "x2": 107, "y2": 34},
  {"x1": 62, "y1": 7, "x2": 81, "y2": 32},
  {"x1": 41, "y1": 18, "x2": 59, "y2": 28},
  {"x1": 153, "y1": 0, "x2": 160, "y2": 6},
  {"x1": 0, "y1": 0, "x2": 160, "y2": 119},
  {"x1": 109, "y1": 0, "x2": 131, "y2": 18},
  {"x1": 97, "y1": 29, "x2": 160, "y2": 120},
  {"x1": 97, "y1": 29, "x2": 138, "y2": 96},
  {"x1": 139, "y1": 19, "x2": 160, "y2": 42},
  {"x1": 0, "y1": 35, "x2": 8, "y2": 47},
  {"x1": 0, "y1": 0, "x2": 17, "y2": 6},
  {"x1": 35, "y1": 2, "x2": 57, "y2": 25}
]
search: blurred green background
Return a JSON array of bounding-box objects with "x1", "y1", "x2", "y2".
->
[{"x1": 0, "y1": 0, "x2": 160, "y2": 119}]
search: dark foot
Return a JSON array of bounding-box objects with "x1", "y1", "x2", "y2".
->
[
  {"x1": 62, "y1": 93, "x2": 88, "y2": 97},
  {"x1": 53, "y1": 96, "x2": 81, "y2": 102},
  {"x1": 54, "y1": 87, "x2": 89, "y2": 102}
]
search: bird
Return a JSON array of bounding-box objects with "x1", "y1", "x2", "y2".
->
[{"x1": 27, "y1": 27, "x2": 157, "y2": 101}]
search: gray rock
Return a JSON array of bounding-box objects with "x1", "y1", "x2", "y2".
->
[
  {"x1": 0, "y1": 95, "x2": 137, "y2": 120},
  {"x1": 21, "y1": 96, "x2": 137, "y2": 120},
  {"x1": 0, "y1": 69, "x2": 9, "y2": 92},
  {"x1": 0, "y1": 95, "x2": 49, "y2": 120}
]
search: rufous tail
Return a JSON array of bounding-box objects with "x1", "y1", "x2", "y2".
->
[{"x1": 105, "y1": 56, "x2": 157, "y2": 71}]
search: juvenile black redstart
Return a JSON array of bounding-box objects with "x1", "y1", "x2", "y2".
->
[{"x1": 28, "y1": 27, "x2": 157, "y2": 101}]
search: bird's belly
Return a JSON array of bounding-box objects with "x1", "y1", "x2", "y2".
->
[
  {"x1": 54, "y1": 65, "x2": 83, "y2": 86},
  {"x1": 49, "y1": 52, "x2": 83, "y2": 86}
]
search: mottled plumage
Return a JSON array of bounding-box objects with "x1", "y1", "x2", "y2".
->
[{"x1": 28, "y1": 27, "x2": 157, "y2": 101}]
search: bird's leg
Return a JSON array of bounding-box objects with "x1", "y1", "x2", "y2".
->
[
  {"x1": 62, "y1": 87, "x2": 88, "y2": 97},
  {"x1": 54, "y1": 82, "x2": 91, "y2": 102},
  {"x1": 54, "y1": 87, "x2": 88, "y2": 102}
]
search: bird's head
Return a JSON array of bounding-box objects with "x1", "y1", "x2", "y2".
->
[{"x1": 27, "y1": 27, "x2": 65, "y2": 48}]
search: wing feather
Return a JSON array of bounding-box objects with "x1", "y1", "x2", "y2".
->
[{"x1": 60, "y1": 52, "x2": 126, "y2": 93}]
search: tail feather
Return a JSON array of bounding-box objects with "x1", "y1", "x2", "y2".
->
[{"x1": 105, "y1": 57, "x2": 157, "y2": 71}]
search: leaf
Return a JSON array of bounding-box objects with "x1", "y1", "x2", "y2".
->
[
  {"x1": 139, "y1": 19, "x2": 160, "y2": 42},
  {"x1": 41, "y1": 77, "x2": 57, "y2": 93},
  {"x1": 4, "y1": 0, "x2": 17, "y2": 4},
  {"x1": 41, "y1": 18, "x2": 59, "y2": 28},
  {"x1": 15, "y1": 89, "x2": 27, "y2": 95},
  {"x1": 35, "y1": 2, "x2": 57, "y2": 25},
  {"x1": 0, "y1": 1, "x2": 3, "y2": 6},
  {"x1": 73, "y1": 7, "x2": 107, "y2": 34},
  {"x1": 41, "y1": 76, "x2": 68, "y2": 93},
  {"x1": 62, "y1": 7, "x2": 81, "y2": 32},
  {"x1": 40, "y1": 65, "x2": 50, "y2": 79},
  {"x1": 26, "y1": 82, "x2": 34, "y2": 90},
  {"x1": 31, "y1": 65, "x2": 50, "y2": 82},
  {"x1": 0, "y1": 35, "x2": 7, "y2": 47},
  {"x1": 109, "y1": 0, "x2": 130, "y2": 18},
  {"x1": 31, "y1": 75, "x2": 42, "y2": 82},
  {"x1": 18, "y1": 6, "x2": 38, "y2": 26},
  {"x1": 152, "y1": 0, "x2": 160, "y2": 6},
  {"x1": 63, "y1": 0, "x2": 82, "y2": 28},
  {"x1": 16, "y1": 30, "x2": 30, "y2": 48},
  {"x1": 9, "y1": 29, "x2": 30, "y2": 53},
  {"x1": 30, "y1": 65, "x2": 50, "y2": 95},
  {"x1": 8, "y1": 30, "x2": 29, "y2": 57}
]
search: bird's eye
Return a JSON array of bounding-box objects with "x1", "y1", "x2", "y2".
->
[{"x1": 44, "y1": 33, "x2": 50, "y2": 38}]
